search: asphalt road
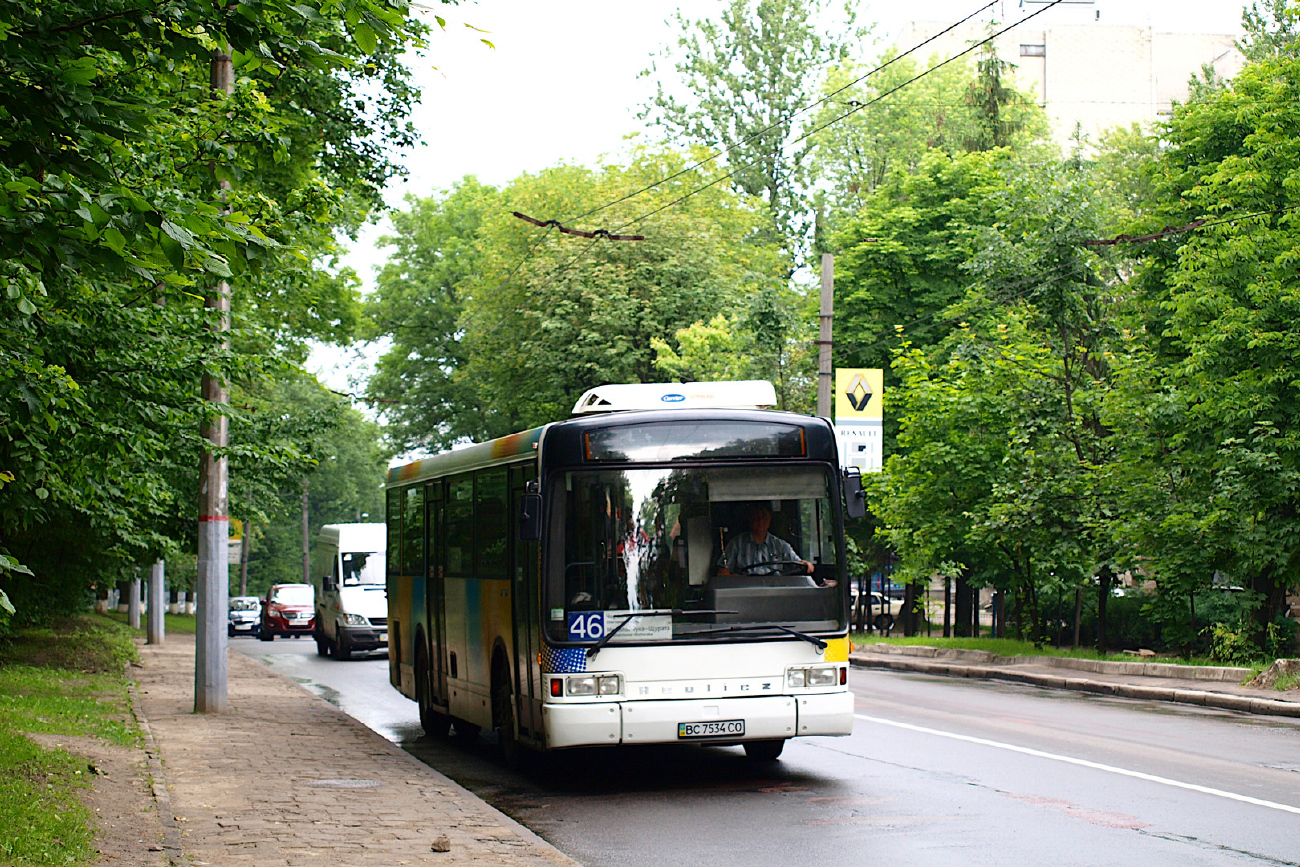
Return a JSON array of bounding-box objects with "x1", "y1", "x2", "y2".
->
[{"x1": 236, "y1": 638, "x2": 1300, "y2": 867}]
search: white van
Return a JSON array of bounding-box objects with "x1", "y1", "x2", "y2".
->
[{"x1": 312, "y1": 523, "x2": 387, "y2": 660}]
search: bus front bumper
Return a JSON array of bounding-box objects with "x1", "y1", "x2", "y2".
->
[{"x1": 541, "y1": 691, "x2": 854, "y2": 750}]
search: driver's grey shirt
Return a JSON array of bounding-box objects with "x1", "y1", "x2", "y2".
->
[{"x1": 719, "y1": 532, "x2": 800, "y2": 575}]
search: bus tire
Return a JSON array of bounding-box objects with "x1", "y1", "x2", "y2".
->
[
  {"x1": 492, "y1": 656, "x2": 520, "y2": 767},
  {"x1": 743, "y1": 740, "x2": 785, "y2": 761},
  {"x1": 414, "y1": 642, "x2": 450, "y2": 738},
  {"x1": 873, "y1": 613, "x2": 895, "y2": 634}
]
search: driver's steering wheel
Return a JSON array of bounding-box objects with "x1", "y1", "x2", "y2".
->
[{"x1": 737, "y1": 559, "x2": 810, "y2": 576}]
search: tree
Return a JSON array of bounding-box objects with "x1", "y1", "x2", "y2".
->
[
  {"x1": 872, "y1": 155, "x2": 1118, "y2": 644},
  {"x1": 1240, "y1": 0, "x2": 1300, "y2": 61},
  {"x1": 366, "y1": 178, "x2": 503, "y2": 453},
  {"x1": 368, "y1": 149, "x2": 786, "y2": 448},
  {"x1": 1106, "y1": 54, "x2": 1300, "y2": 648},
  {"x1": 0, "y1": 0, "x2": 429, "y2": 621},
  {"x1": 642, "y1": 0, "x2": 864, "y2": 261}
]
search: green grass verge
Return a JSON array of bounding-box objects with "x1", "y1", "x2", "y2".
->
[
  {"x1": 0, "y1": 615, "x2": 140, "y2": 867},
  {"x1": 849, "y1": 634, "x2": 1230, "y2": 667},
  {"x1": 99, "y1": 609, "x2": 197, "y2": 635}
]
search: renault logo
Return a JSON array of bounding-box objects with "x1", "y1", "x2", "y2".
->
[{"x1": 845, "y1": 373, "x2": 872, "y2": 411}]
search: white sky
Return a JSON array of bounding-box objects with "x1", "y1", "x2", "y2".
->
[{"x1": 310, "y1": 0, "x2": 1251, "y2": 393}]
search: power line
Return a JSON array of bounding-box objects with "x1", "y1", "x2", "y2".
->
[
  {"x1": 439, "y1": 1, "x2": 1069, "y2": 357},
  {"x1": 566, "y1": 0, "x2": 1000, "y2": 226},
  {"x1": 480, "y1": 0, "x2": 1005, "y2": 300},
  {"x1": 602, "y1": 0, "x2": 1068, "y2": 238}
]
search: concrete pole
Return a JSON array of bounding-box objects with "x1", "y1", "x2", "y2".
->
[
  {"x1": 147, "y1": 559, "x2": 165, "y2": 644},
  {"x1": 817, "y1": 253, "x2": 834, "y2": 419},
  {"x1": 128, "y1": 572, "x2": 142, "y2": 630},
  {"x1": 195, "y1": 49, "x2": 233, "y2": 714}
]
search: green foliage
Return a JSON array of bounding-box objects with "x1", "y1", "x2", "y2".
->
[
  {"x1": 1105, "y1": 54, "x2": 1300, "y2": 648},
  {"x1": 642, "y1": 0, "x2": 865, "y2": 259},
  {"x1": 1240, "y1": 0, "x2": 1300, "y2": 61},
  {"x1": 369, "y1": 150, "x2": 787, "y2": 450},
  {"x1": 0, "y1": 0, "x2": 429, "y2": 611}
]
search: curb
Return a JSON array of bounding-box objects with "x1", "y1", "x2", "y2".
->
[
  {"x1": 857, "y1": 643, "x2": 1254, "y2": 682},
  {"x1": 125, "y1": 664, "x2": 185, "y2": 866},
  {"x1": 849, "y1": 655, "x2": 1300, "y2": 719}
]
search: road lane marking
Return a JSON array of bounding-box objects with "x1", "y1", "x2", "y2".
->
[{"x1": 854, "y1": 713, "x2": 1300, "y2": 816}]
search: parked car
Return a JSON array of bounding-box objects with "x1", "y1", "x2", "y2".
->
[
  {"x1": 849, "y1": 585, "x2": 903, "y2": 632},
  {"x1": 227, "y1": 596, "x2": 262, "y2": 637},
  {"x1": 259, "y1": 583, "x2": 315, "y2": 640}
]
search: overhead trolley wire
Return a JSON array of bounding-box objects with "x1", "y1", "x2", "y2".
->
[
  {"x1": 458, "y1": 0, "x2": 1065, "y2": 345},
  {"x1": 604, "y1": 0, "x2": 1068, "y2": 238},
  {"x1": 564, "y1": 0, "x2": 1000, "y2": 226}
]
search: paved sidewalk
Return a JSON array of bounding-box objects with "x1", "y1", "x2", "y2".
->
[
  {"x1": 850, "y1": 643, "x2": 1300, "y2": 718},
  {"x1": 135, "y1": 636, "x2": 580, "y2": 867}
]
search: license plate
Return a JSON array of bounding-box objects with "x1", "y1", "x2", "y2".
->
[{"x1": 678, "y1": 719, "x2": 744, "y2": 739}]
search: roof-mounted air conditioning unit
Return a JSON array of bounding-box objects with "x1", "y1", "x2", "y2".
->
[{"x1": 571, "y1": 381, "x2": 778, "y2": 415}]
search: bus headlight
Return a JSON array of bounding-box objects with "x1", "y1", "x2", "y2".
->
[
  {"x1": 563, "y1": 674, "x2": 621, "y2": 696},
  {"x1": 787, "y1": 664, "x2": 839, "y2": 688},
  {"x1": 807, "y1": 665, "x2": 837, "y2": 686},
  {"x1": 567, "y1": 676, "x2": 596, "y2": 696}
]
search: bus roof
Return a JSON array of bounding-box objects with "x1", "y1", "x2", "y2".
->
[
  {"x1": 386, "y1": 408, "x2": 838, "y2": 489},
  {"x1": 386, "y1": 425, "x2": 547, "y2": 488}
]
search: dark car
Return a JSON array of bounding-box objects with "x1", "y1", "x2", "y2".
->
[
  {"x1": 228, "y1": 596, "x2": 262, "y2": 637},
  {"x1": 259, "y1": 583, "x2": 315, "y2": 640}
]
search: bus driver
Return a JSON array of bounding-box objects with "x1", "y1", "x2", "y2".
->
[{"x1": 717, "y1": 503, "x2": 814, "y2": 576}]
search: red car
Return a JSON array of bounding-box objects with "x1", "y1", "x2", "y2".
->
[{"x1": 259, "y1": 583, "x2": 315, "y2": 640}]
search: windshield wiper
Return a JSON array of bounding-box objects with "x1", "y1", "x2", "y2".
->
[
  {"x1": 678, "y1": 622, "x2": 828, "y2": 651},
  {"x1": 585, "y1": 609, "x2": 737, "y2": 659}
]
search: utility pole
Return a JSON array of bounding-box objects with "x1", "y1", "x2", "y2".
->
[
  {"x1": 195, "y1": 49, "x2": 233, "y2": 714},
  {"x1": 301, "y1": 480, "x2": 311, "y2": 586},
  {"x1": 817, "y1": 253, "x2": 834, "y2": 418},
  {"x1": 147, "y1": 559, "x2": 165, "y2": 645}
]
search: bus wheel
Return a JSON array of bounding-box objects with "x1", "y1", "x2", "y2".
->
[
  {"x1": 414, "y1": 643, "x2": 450, "y2": 738},
  {"x1": 743, "y1": 740, "x2": 785, "y2": 761},
  {"x1": 452, "y1": 718, "x2": 481, "y2": 739},
  {"x1": 492, "y1": 660, "x2": 520, "y2": 766}
]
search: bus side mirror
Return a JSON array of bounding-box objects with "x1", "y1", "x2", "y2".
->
[
  {"x1": 843, "y1": 469, "x2": 866, "y2": 519},
  {"x1": 518, "y1": 493, "x2": 543, "y2": 542}
]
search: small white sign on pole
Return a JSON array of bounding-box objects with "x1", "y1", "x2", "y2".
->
[{"x1": 835, "y1": 422, "x2": 882, "y2": 473}]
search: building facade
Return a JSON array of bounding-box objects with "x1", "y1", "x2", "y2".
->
[{"x1": 903, "y1": 4, "x2": 1244, "y2": 150}]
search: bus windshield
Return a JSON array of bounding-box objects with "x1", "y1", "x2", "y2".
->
[{"x1": 547, "y1": 465, "x2": 844, "y2": 644}]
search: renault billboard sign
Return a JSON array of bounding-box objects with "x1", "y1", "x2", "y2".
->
[{"x1": 834, "y1": 368, "x2": 882, "y2": 472}]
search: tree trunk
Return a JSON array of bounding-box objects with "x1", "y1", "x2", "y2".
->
[
  {"x1": 943, "y1": 576, "x2": 952, "y2": 638},
  {"x1": 1096, "y1": 566, "x2": 1112, "y2": 654},
  {"x1": 955, "y1": 573, "x2": 972, "y2": 638},
  {"x1": 902, "y1": 582, "x2": 917, "y2": 636},
  {"x1": 1072, "y1": 587, "x2": 1083, "y2": 648}
]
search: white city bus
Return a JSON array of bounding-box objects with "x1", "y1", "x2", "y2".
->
[{"x1": 385, "y1": 381, "x2": 864, "y2": 760}]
